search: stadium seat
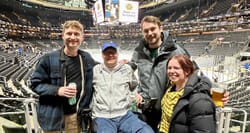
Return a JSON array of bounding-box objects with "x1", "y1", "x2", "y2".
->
[{"x1": 2, "y1": 125, "x2": 26, "y2": 133}]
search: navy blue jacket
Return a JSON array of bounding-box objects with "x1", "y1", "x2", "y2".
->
[{"x1": 30, "y1": 47, "x2": 96, "y2": 131}]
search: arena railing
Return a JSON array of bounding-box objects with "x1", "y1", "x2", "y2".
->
[
  {"x1": 0, "y1": 98, "x2": 249, "y2": 133},
  {"x1": 217, "y1": 107, "x2": 248, "y2": 133},
  {"x1": 0, "y1": 97, "x2": 41, "y2": 133}
]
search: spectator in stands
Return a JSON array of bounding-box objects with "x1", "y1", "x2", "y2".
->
[
  {"x1": 158, "y1": 54, "x2": 216, "y2": 133},
  {"x1": 120, "y1": 15, "x2": 229, "y2": 132},
  {"x1": 205, "y1": 46, "x2": 209, "y2": 55},
  {"x1": 213, "y1": 74, "x2": 219, "y2": 83},
  {"x1": 30, "y1": 20, "x2": 96, "y2": 133},
  {"x1": 18, "y1": 47, "x2": 23, "y2": 55},
  {"x1": 13, "y1": 56, "x2": 19, "y2": 65},
  {"x1": 91, "y1": 42, "x2": 154, "y2": 133}
]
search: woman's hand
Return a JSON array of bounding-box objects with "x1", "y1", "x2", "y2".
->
[{"x1": 222, "y1": 91, "x2": 229, "y2": 104}]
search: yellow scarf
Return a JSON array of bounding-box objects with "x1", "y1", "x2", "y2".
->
[{"x1": 159, "y1": 85, "x2": 184, "y2": 133}]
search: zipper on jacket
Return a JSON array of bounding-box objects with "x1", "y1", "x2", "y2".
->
[{"x1": 109, "y1": 73, "x2": 113, "y2": 117}]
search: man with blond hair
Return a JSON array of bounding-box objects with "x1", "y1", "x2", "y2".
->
[{"x1": 30, "y1": 20, "x2": 96, "y2": 133}]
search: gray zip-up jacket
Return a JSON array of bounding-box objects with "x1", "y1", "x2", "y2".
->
[
  {"x1": 130, "y1": 31, "x2": 190, "y2": 111},
  {"x1": 91, "y1": 63, "x2": 138, "y2": 118}
]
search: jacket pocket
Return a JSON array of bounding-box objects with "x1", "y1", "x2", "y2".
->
[{"x1": 37, "y1": 104, "x2": 64, "y2": 130}]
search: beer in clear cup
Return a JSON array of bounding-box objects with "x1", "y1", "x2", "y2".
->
[{"x1": 212, "y1": 87, "x2": 225, "y2": 107}]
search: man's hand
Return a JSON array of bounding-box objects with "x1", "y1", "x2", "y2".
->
[
  {"x1": 57, "y1": 86, "x2": 77, "y2": 98},
  {"x1": 136, "y1": 93, "x2": 143, "y2": 106}
]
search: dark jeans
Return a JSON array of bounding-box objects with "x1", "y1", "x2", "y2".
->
[{"x1": 142, "y1": 108, "x2": 161, "y2": 133}]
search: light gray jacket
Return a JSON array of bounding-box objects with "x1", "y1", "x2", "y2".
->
[{"x1": 91, "y1": 63, "x2": 138, "y2": 118}]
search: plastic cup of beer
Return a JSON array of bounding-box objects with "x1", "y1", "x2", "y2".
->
[{"x1": 212, "y1": 87, "x2": 225, "y2": 107}]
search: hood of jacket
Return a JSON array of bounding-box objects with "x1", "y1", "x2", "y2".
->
[{"x1": 182, "y1": 70, "x2": 212, "y2": 98}]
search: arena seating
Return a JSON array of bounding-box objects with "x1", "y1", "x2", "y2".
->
[{"x1": 0, "y1": 0, "x2": 249, "y2": 132}]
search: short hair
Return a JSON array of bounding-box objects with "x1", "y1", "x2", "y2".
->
[
  {"x1": 167, "y1": 54, "x2": 195, "y2": 77},
  {"x1": 62, "y1": 20, "x2": 84, "y2": 33},
  {"x1": 140, "y1": 16, "x2": 161, "y2": 28}
]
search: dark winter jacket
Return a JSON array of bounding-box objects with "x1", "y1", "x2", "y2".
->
[
  {"x1": 130, "y1": 31, "x2": 190, "y2": 111},
  {"x1": 30, "y1": 47, "x2": 96, "y2": 131},
  {"x1": 168, "y1": 71, "x2": 216, "y2": 133}
]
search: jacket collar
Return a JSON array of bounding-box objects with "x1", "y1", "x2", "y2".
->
[
  {"x1": 60, "y1": 47, "x2": 66, "y2": 63},
  {"x1": 101, "y1": 63, "x2": 124, "y2": 73},
  {"x1": 182, "y1": 70, "x2": 212, "y2": 98},
  {"x1": 59, "y1": 46, "x2": 85, "y2": 62},
  {"x1": 159, "y1": 31, "x2": 177, "y2": 52}
]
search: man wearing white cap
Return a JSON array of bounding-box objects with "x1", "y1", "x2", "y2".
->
[{"x1": 91, "y1": 42, "x2": 154, "y2": 133}]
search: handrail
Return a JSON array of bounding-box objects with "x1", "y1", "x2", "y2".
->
[
  {"x1": 217, "y1": 107, "x2": 248, "y2": 133},
  {"x1": 23, "y1": 98, "x2": 40, "y2": 133},
  {"x1": 217, "y1": 107, "x2": 233, "y2": 133},
  {"x1": 0, "y1": 111, "x2": 25, "y2": 115},
  {"x1": 0, "y1": 98, "x2": 41, "y2": 133},
  {"x1": 231, "y1": 108, "x2": 248, "y2": 133},
  {"x1": 0, "y1": 97, "x2": 28, "y2": 101}
]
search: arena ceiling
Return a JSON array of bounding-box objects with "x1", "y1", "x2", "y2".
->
[{"x1": 0, "y1": 0, "x2": 93, "y2": 27}]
